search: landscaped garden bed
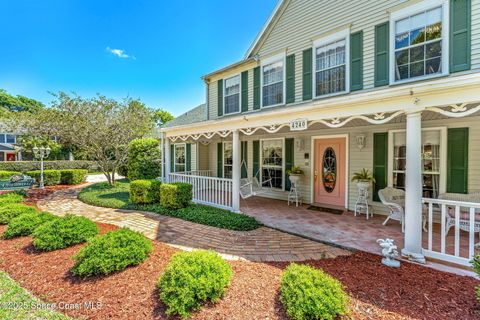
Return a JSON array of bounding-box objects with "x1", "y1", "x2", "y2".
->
[
  {"x1": 0, "y1": 222, "x2": 478, "y2": 320},
  {"x1": 78, "y1": 179, "x2": 261, "y2": 231}
]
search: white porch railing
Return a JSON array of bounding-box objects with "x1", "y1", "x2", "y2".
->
[
  {"x1": 422, "y1": 198, "x2": 480, "y2": 266},
  {"x1": 168, "y1": 172, "x2": 233, "y2": 210}
]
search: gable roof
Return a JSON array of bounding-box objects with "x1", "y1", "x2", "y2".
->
[
  {"x1": 161, "y1": 103, "x2": 207, "y2": 128},
  {"x1": 244, "y1": 0, "x2": 289, "y2": 59}
]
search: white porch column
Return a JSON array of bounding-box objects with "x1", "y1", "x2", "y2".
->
[
  {"x1": 165, "y1": 137, "x2": 171, "y2": 182},
  {"x1": 401, "y1": 111, "x2": 426, "y2": 263},
  {"x1": 232, "y1": 130, "x2": 241, "y2": 212},
  {"x1": 160, "y1": 133, "x2": 165, "y2": 181}
]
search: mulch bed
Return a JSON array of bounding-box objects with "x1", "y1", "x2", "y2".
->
[{"x1": 0, "y1": 223, "x2": 479, "y2": 320}]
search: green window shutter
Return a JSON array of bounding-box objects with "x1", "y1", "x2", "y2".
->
[
  {"x1": 302, "y1": 48, "x2": 312, "y2": 100},
  {"x1": 252, "y1": 140, "x2": 260, "y2": 178},
  {"x1": 217, "y1": 143, "x2": 223, "y2": 178},
  {"x1": 253, "y1": 67, "x2": 261, "y2": 110},
  {"x1": 350, "y1": 31, "x2": 363, "y2": 91},
  {"x1": 374, "y1": 22, "x2": 389, "y2": 87},
  {"x1": 373, "y1": 133, "x2": 388, "y2": 202},
  {"x1": 286, "y1": 54, "x2": 295, "y2": 104},
  {"x1": 170, "y1": 145, "x2": 174, "y2": 172},
  {"x1": 217, "y1": 79, "x2": 224, "y2": 117},
  {"x1": 285, "y1": 138, "x2": 294, "y2": 191},
  {"x1": 241, "y1": 141, "x2": 248, "y2": 179},
  {"x1": 450, "y1": 0, "x2": 471, "y2": 73},
  {"x1": 185, "y1": 143, "x2": 191, "y2": 172},
  {"x1": 241, "y1": 71, "x2": 249, "y2": 112},
  {"x1": 447, "y1": 128, "x2": 469, "y2": 193}
]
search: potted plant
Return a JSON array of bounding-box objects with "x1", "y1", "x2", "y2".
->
[
  {"x1": 351, "y1": 168, "x2": 376, "y2": 190},
  {"x1": 287, "y1": 166, "x2": 304, "y2": 185}
]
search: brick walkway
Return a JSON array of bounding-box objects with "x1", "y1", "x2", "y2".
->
[{"x1": 37, "y1": 187, "x2": 349, "y2": 262}]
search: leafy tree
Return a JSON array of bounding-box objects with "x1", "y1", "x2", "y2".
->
[
  {"x1": 0, "y1": 89, "x2": 44, "y2": 113},
  {"x1": 152, "y1": 109, "x2": 174, "y2": 126},
  {"x1": 10, "y1": 93, "x2": 154, "y2": 185}
]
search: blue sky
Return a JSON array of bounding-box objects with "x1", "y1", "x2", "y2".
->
[{"x1": 0, "y1": 0, "x2": 277, "y2": 116}]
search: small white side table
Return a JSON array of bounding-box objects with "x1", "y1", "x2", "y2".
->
[
  {"x1": 288, "y1": 181, "x2": 302, "y2": 207},
  {"x1": 354, "y1": 184, "x2": 373, "y2": 219}
]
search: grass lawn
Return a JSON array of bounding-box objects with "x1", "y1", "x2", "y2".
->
[
  {"x1": 0, "y1": 271, "x2": 71, "y2": 320},
  {"x1": 78, "y1": 180, "x2": 261, "y2": 231}
]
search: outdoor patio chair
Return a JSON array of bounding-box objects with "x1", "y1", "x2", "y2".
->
[{"x1": 438, "y1": 192, "x2": 480, "y2": 238}]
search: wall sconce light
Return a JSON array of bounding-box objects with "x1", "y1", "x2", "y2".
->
[
  {"x1": 356, "y1": 134, "x2": 366, "y2": 150},
  {"x1": 295, "y1": 138, "x2": 305, "y2": 152}
]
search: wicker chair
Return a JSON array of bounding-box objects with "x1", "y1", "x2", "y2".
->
[
  {"x1": 438, "y1": 192, "x2": 480, "y2": 237},
  {"x1": 378, "y1": 188, "x2": 406, "y2": 232}
]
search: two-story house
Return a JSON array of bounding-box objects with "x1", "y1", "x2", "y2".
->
[{"x1": 160, "y1": 0, "x2": 480, "y2": 267}]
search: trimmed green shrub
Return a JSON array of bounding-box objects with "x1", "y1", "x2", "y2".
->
[
  {"x1": 71, "y1": 228, "x2": 153, "y2": 277},
  {"x1": 129, "y1": 179, "x2": 161, "y2": 204},
  {"x1": 157, "y1": 250, "x2": 232, "y2": 318},
  {"x1": 0, "y1": 170, "x2": 21, "y2": 180},
  {"x1": 117, "y1": 164, "x2": 128, "y2": 177},
  {"x1": 127, "y1": 138, "x2": 161, "y2": 181},
  {"x1": 160, "y1": 183, "x2": 192, "y2": 210},
  {"x1": 60, "y1": 169, "x2": 88, "y2": 185},
  {"x1": 0, "y1": 160, "x2": 99, "y2": 173},
  {"x1": 32, "y1": 214, "x2": 99, "y2": 251},
  {"x1": 0, "y1": 204, "x2": 38, "y2": 224},
  {"x1": 26, "y1": 170, "x2": 61, "y2": 186},
  {"x1": 2, "y1": 212, "x2": 58, "y2": 239},
  {"x1": 0, "y1": 192, "x2": 25, "y2": 205},
  {"x1": 280, "y1": 263, "x2": 348, "y2": 320},
  {"x1": 473, "y1": 255, "x2": 480, "y2": 301}
]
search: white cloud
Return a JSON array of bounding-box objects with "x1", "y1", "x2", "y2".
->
[{"x1": 106, "y1": 47, "x2": 136, "y2": 60}]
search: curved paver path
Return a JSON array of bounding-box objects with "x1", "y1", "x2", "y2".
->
[{"x1": 37, "y1": 186, "x2": 350, "y2": 262}]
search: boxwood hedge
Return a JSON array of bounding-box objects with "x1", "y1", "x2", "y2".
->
[
  {"x1": 2, "y1": 212, "x2": 58, "y2": 239},
  {"x1": 26, "y1": 170, "x2": 62, "y2": 186},
  {"x1": 129, "y1": 179, "x2": 161, "y2": 204}
]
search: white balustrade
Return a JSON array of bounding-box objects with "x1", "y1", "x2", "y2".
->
[
  {"x1": 169, "y1": 172, "x2": 233, "y2": 210},
  {"x1": 422, "y1": 198, "x2": 480, "y2": 266}
]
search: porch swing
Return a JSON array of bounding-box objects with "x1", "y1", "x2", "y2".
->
[{"x1": 239, "y1": 159, "x2": 273, "y2": 199}]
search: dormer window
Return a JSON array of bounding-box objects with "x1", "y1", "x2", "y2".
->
[
  {"x1": 224, "y1": 75, "x2": 240, "y2": 115},
  {"x1": 262, "y1": 55, "x2": 285, "y2": 108}
]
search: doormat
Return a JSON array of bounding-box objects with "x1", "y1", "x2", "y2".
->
[{"x1": 307, "y1": 205, "x2": 344, "y2": 215}]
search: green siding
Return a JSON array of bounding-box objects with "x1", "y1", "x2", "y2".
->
[
  {"x1": 373, "y1": 133, "x2": 388, "y2": 202},
  {"x1": 447, "y1": 128, "x2": 469, "y2": 193},
  {"x1": 217, "y1": 79, "x2": 224, "y2": 117},
  {"x1": 302, "y1": 48, "x2": 312, "y2": 100},
  {"x1": 253, "y1": 67, "x2": 261, "y2": 110},
  {"x1": 285, "y1": 138, "x2": 294, "y2": 191},
  {"x1": 252, "y1": 140, "x2": 260, "y2": 178},
  {"x1": 241, "y1": 141, "x2": 248, "y2": 179},
  {"x1": 450, "y1": 0, "x2": 471, "y2": 73},
  {"x1": 374, "y1": 22, "x2": 389, "y2": 87},
  {"x1": 217, "y1": 143, "x2": 223, "y2": 178},
  {"x1": 286, "y1": 54, "x2": 295, "y2": 103},
  {"x1": 241, "y1": 71, "x2": 249, "y2": 112},
  {"x1": 350, "y1": 31, "x2": 363, "y2": 91},
  {"x1": 185, "y1": 143, "x2": 191, "y2": 172}
]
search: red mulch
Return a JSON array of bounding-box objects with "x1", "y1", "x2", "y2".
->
[{"x1": 0, "y1": 223, "x2": 479, "y2": 320}]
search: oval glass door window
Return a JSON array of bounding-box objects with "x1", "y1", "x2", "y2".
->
[{"x1": 322, "y1": 147, "x2": 337, "y2": 193}]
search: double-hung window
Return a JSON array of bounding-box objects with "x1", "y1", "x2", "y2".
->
[
  {"x1": 223, "y1": 142, "x2": 233, "y2": 179},
  {"x1": 224, "y1": 75, "x2": 240, "y2": 115},
  {"x1": 5, "y1": 134, "x2": 15, "y2": 144},
  {"x1": 315, "y1": 39, "x2": 347, "y2": 96},
  {"x1": 261, "y1": 139, "x2": 284, "y2": 189},
  {"x1": 391, "y1": 1, "x2": 447, "y2": 83},
  {"x1": 174, "y1": 144, "x2": 186, "y2": 172},
  {"x1": 262, "y1": 57, "x2": 284, "y2": 107}
]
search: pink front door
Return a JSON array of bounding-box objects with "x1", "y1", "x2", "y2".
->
[{"x1": 314, "y1": 137, "x2": 346, "y2": 207}]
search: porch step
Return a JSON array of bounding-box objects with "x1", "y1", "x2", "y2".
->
[{"x1": 307, "y1": 203, "x2": 345, "y2": 215}]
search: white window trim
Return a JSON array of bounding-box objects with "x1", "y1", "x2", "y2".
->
[
  {"x1": 223, "y1": 74, "x2": 241, "y2": 116},
  {"x1": 313, "y1": 28, "x2": 351, "y2": 99},
  {"x1": 174, "y1": 143, "x2": 186, "y2": 173},
  {"x1": 259, "y1": 137, "x2": 285, "y2": 190},
  {"x1": 387, "y1": 127, "x2": 447, "y2": 195},
  {"x1": 223, "y1": 141, "x2": 233, "y2": 178},
  {"x1": 389, "y1": 0, "x2": 450, "y2": 85},
  {"x1": 260, "y1": 52, "x2": 286, "y2": 109}
]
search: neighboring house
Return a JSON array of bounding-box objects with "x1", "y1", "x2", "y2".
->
[
  {"x1": 160, "y1": 0, "x2": 480, "y2": 267},
  {"x1": 0, "y1": 133, "x2": 20, "y2": 161}
]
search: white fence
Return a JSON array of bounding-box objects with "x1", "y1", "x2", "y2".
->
[
  {"x1": 422, "y1": 198, "x2": 480, "y2": 266},
  {"x1": 169, "y1": 172, "x2": 233, "y2": 210}
]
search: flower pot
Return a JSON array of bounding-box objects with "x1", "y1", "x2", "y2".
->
[
  {"x1": 356, "y1": 180, "x2": 371, "y2": 192},
  {"x1": 289, "y1": 174, "x2": 302, "y2": 186}
]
